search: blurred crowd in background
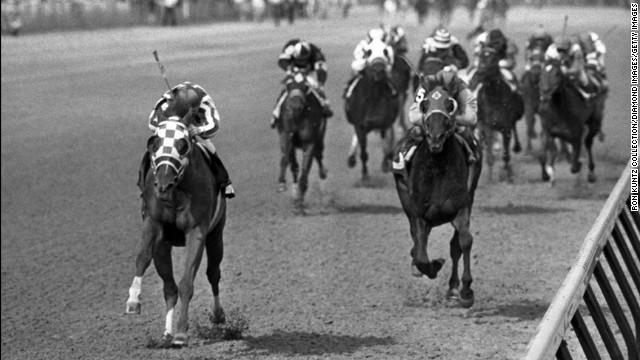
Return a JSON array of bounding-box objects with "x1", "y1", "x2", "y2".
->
[{"x1": 0, "y1": 0, "x2": 630, "y2": 36}]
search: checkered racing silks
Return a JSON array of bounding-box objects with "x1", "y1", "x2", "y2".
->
[{"x1": 151, "y1": 119, "x2": 192, "y2": 177}]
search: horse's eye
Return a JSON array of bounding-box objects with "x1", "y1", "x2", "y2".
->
[
  {"x1": 175, "y1": 138, "x2": 190, "y2": 157},
  {"x1": 147, "y1": 135, "x2": 161, "y2": 153},
  {"x1": 365, "y1": 49, "x2": 372, "y2": 57},
  {"x1": 420, "y1": 99, "x2": 430, "y2": 113},
  {"x1": 383, "y1": 48, "x2": 389, "y2": 57}
]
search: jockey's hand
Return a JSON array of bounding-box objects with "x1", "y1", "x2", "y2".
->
[{"x1": 188, "y1": 126, "x2": 200, "y2": 138}]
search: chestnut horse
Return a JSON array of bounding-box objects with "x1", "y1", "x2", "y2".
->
[
  {"x1": 125, "y1": 109, "x2": 226, "y2": 348},
  {"x1": 394, "y1": 84, "x2": 482, "y2": 308}
]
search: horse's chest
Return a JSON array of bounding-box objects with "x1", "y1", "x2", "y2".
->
[{"x1": 411, "y1": 163, "x2": 468, "y2": 224}]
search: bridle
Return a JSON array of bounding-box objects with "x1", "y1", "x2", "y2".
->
[{"x1": 150, "y1": 119, "x2": 193, "y2": 183}]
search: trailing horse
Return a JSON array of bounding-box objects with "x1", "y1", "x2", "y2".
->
[
  {"x1": 276, "y1": 69, "x2": 328, "y2": 211},
  {"x1": 470, "y1": 46, "x2": 524, "y2": 182},
  {"x1": 394, "y1": 84, "x2": 482, "y2": 308},
  {"x1": 125, "y1": 109, "x2": 227, "y2": 348},
  {"x1": 538, "y1": 59, "x2": 605, "y2": 185},
  {"x1": 345, "y1": 40, "x2": 400, "y2": 181}
]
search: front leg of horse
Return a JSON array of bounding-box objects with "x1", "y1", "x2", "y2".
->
[
  {"x1": 347, "y1": 133, "x2": 358, "y2": 168},
  {"x1": 294, "y1": 144, "x2": 316, "y2": 212},
  {"x1": 569, "y1": 140, "x2": 583, "y2": 175},
  {"x1": 357, "y1": 129, "x2": 369, "y2": 181},
  {"x1": 205, "y1": 222, "x2": 226, "y2": 325},
  {"x1": 480, "y1": 127, "x2": 495, "y2": 182},
  {"x1": 173, "y1": 228, "x2": 207, "y2": 348},
  {"x1": 153, "y1": 239, "x2": 179, "y2": 347},
  {"x1": 126, "y1": 219, "x2": 159, "y2": 315},
  {"x1": 411, "y1": 219, "x2": 444, "y2": 279},
  {"x1": 278, "y1": 133, "x2": 291, "y2": 192},
  {"x1": 584, "y1": 128, "x2": 598, "y2": 183},
  {"x1": 501, "y1": 130, "x2": 514, "y2": 183},
  {"x1": 450, "y1": 206, "x2": 474, "y2": 308}
]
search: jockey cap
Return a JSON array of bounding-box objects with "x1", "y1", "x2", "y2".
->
[
  {"x1": 485, "y1": 29, "x2": 507, "y2": 51},
  {"x1": 555, "y1": 37, "x2": 572, "y2": 52},
  {"x1": 293, "y1": 41, "x2": 312, "y2": 67},
  {"x1": 367, "y1": 28, "x2": 387, "y2": 43},
  {"x1": 391, "y1": 25, "x2": 405, "y2": 41},
  {"x1": 169, "y1": 84, "x2": 200, "y2": 117},
  {"x1": 432, "y1": 28, "x2": 452, "y2": 49}
]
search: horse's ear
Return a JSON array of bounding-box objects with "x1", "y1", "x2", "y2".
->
[{"x1": 147, "y1": 135, "x2": 160, "y2": 154}]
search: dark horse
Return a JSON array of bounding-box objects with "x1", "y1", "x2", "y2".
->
[
  {"x1": 125, "y1": 109, "x2": 227, "y2": 348},
  {"x1": 346, "y1": 41, "x2": 400, "y2": 181},
  {"x1": 520, "y1": 49, "x2": 545, "y2": 153},
  {"x1": 394, "y1": 84, "x2": 482, "y2": 308},
  {"x1": 470, "y1": 46, "x2": 524, "y2": 182},
  {"x1": 538, "y1": 60, "x2": 605, "y2": 185},
  {"x1": 277, "y1": 69, "x2": 328, "y2": 211}
]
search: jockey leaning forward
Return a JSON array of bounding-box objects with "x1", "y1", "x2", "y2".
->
[
  {"x1": 419, "y1": 27, "x2": 470, "y2": 73},
  {"x1": 524, "y1": 25, "x2": 554, "y2": 71},
  {"x1": 139, "y1": 82, "x2": 235, "y2": 205},
  {"x1": 386, "y1": 25, "x2": 409, "y2": 56},
  {"x1": 467, "y1": 28, "x2": 519, "y2": 93},
  {"x1": 392, "y1": 70, "x2": 480, "y2": 175},
  {"x1": 343, "y1": 27, "x2": 398, "y2": 99},
  {"x1": 545, "y1": 32, "x2": 608, "y2": 96},
  {"x1": 271, "y1": 39, "x2": 333, "y2": 128}
]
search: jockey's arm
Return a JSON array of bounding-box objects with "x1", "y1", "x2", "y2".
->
[
  {"x1": 453, "y1": 88, "x2": 477, "y2": 127},
  {"x1": 314, "y1": 60, "x2": 328, "y2": 85},
  {"x1": 452, "y1": 44, "x2": 470, "y2": 70},
  {"x1": 190, "y1": 94, "x2": 220, "y2": 138},
  {"x1": 278, "y1": 43, "x2": 296, "y2": 71}
]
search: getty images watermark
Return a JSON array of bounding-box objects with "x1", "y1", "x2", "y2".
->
[{"x1": 632, "y1": 2, "x2": 638, "y2": 211}]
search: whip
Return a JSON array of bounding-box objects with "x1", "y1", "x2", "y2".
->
[{"x1": 152, "y1": 50, "x2": 174, "y2": 97}]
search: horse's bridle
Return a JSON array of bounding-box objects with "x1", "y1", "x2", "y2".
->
[{"x1": 150, "y1": 119, "x2": 193, "y2": 183}]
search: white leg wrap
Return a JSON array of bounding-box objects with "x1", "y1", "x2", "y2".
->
[
  {"x1": 164, "y1": 308, "x2": 174, "y2": 336},
  {"x1": 127, "y1": 276, "x2": 142, "y2": 303},
  {"x1": 349, "y1": 134, "x2": 359, "y2": 156}
]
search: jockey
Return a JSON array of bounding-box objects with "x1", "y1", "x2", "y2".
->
[
  {"x1": 468, "y1": 28, "x2": 519, "y2": 92},
  {"x1": 271, "y1": 39, "x2": 333, "y2": 128},
  {"x1": 387, "y1": 25, "x2": 409, "y2": 56},
  {"x1": 392, "y1": 70, "x2": 479, "y2": 174},
  {"x1": 344, "y1": 27, "x2": 398, "y2": 99},
  {"x1": 545, "y1": 34, "x2": 607, "y2": 96},
  {"x1": 419, "y1": 27, "x2": 469, "y2": 73},
  {"x1": 141, "y1": 82, "x2": 235, "y2": 199},
  {"x1": 524, "y1": 26, "x2": 554, "y2": 71},
  {"x1": 577, "y1": 32, "x2": 608, "y2": 94}
]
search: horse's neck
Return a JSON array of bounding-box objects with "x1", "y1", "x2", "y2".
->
[
  {"x1": 181, "y1": 147, "x2": 216, "y2": 193},
  {"x1": 480, "y1": 71, "x2": 507, "y2": 97}
]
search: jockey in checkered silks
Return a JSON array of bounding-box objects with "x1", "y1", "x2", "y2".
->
[
  {"x1": 270, "y1": 39, "x2": 333, "y2": 128},
  {"x1": 392, "y1": 70, "x2": 480, "y2": 175},
  {"x1": 139, "y1": 82, "x2": 235, "y2": 204}
]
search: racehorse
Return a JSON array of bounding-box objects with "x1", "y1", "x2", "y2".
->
[
  {"x1": 345, "y1": 39, "x2": 400, "y2": 181},
  {"x1": 277, "y1": 69, "x2": 328, "y2": 211},
  {"x1": 471, "y1": 46, "x2": 524, "y2": 182},
  {"x1": 520, "y1": 49, "x2": 545, "y2": 153},
  {"x1": 394, "y1": 84, "x2": 482, "y2": 308},
  {"x1": 125, "y1": 108, "x2": 227, "y2": 348},
  {"x1": 538, "y1": 59, "x2": 605, "y2": 185}
]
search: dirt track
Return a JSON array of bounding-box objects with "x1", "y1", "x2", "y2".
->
[{"x1": 0, "y1": 6, "x2": 632, "y2": 360}]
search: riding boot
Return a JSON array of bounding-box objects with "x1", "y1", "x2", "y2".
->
[
  {"x1": 209, "y1": 153, "x2": 235, "y2": 199},
  {"x1": 392, "y1": 126, "x2": 424, "y2": 176},
  {"x1": 316, "y1": 87, "x2": 334, "y2": 118}
]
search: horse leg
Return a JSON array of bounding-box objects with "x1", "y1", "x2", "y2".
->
[
  {"x1": 584, "y1": 126, "x2": 598, "y2": 183},
  {"x1": 315, "y1": 120, "x2": 328, "y2": 180},
  {"x1": 347, "y1": 133, "x2": 358, "y2": 168},
  {"x1": 357, "y1": 129, "x2": 369, "y2": 181},
  {"x1": 524, "y1": 107, "x2": 536, "y2": 154},
  {"x1": 569, "y1": 138, "x2": 583, "y2": 175},
  {"x1": 278, "y1": 133, "x2": 291, "y2": 192},
  {"x1": 411, "y1": 218, "x2": 445, "y2": 279},
  {"x1": 501, "y1": 130, "x2": 514, "y2": 182},
  {"x1": 205, "y1": 219, "x2": 226, "y2": 324},
  {"x1": 446, "y1": 229, "x2": 462, "y2": 300},
  {"x1": 153, "y1": 239, "x2": 179, "y2": 347},
  {"x1": 482, "y1": 127, "x2": 495, "y2": 182},
  {"x1": 295, "y1": 143, "x2": 315, "y2": 212},
  {"x1": 450, "y1": 205, "x2": 475, "y2": 308},
  {"x1": 380, "y1": 126, "x2": 394, "y2": 173},
  {"x1": 173, "y1": 227, "x2": 207, "y2": 348},
  {"x1": 512, "y1": 123, "x2": 522, "y2": 154},
  {"x1": 126, "y1": 219, "x2": 160, "y2": 315}
]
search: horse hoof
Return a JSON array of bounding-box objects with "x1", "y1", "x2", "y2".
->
[
  {"x1": 446, "y1": 288, "x2": 460, "y2": 301},
  {"x1": 172, "y1": 333, "x2": 188, "y2": 348},
  {"x1": 347, "y1": 156, "x2": 357, "y2": 168},
  {"x1": 277, "y1": 183, "x2": 287, "y2": 193},
  {"x1": 319, "y1": 168, "x2": 328, "y2": 180},
  {"x1": 587, "y1": 173, "x2": 597, "y2": 183},
  {"x1": 513, "y1": 144, "x2": 522, "y2": 153},
  {"x1": 213, "y1": 308, "x2": 226, "y2": 324},
  {"x1": 125, "y1": 302, "x2": 141, "y2": 315},
  {"x1": 160, "y1": 333, "x2": 173, "y2": 348},
  {"x1": 570, "y1": 162, "x2": 582, "y2": 174},
  {"x1": 458, "y1": 295, "x2": 475, "y2": 308}
]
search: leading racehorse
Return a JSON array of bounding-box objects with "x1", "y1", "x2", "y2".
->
[
  {"x1": 470, "y1": 45, "x2": 524, "y2": 182},
  {"x1": 394, "y1": 84, "x2": 482, "y2": 308},
  {"x1": 538, "y1": 59, "x2": 605, "y2": 185},
  {"x1": 125, "y1": 108, "x2": 227, "y2": 348},
  {"x1": 276, "y1": 69, "x2": 328, "y2": 211},
  {"x1": 345, "y1": 39, "x2": 400, "y2": 181}
]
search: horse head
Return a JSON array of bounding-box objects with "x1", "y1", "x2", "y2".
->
[
  {"x1": 475, "y1": 47, "x2": 501, "y2": 79},
  {"x1": 539, "y1": 59, "x2": 564, "y2": 103},
  {"x1": 417, "y1": 84, "x2": 458, "y2": 153},
  {"x1": 282, "y1": 70, "x2": 311, "y2": 125},
  {"x1": 364, "y1": 39, "x2": 392, "y2": 83},
  {"x1": 147, "y1": 109, "x2": 195, "y2": 202}
]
